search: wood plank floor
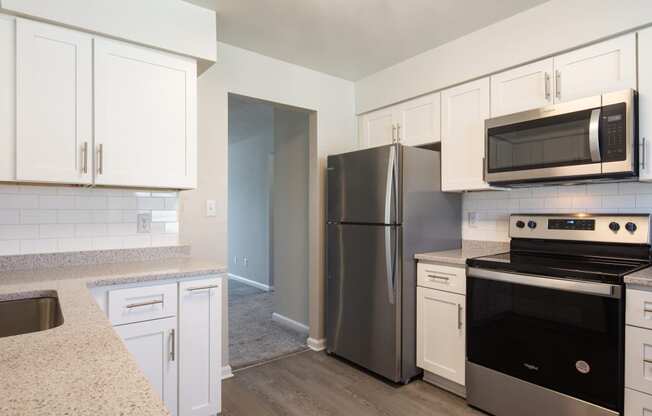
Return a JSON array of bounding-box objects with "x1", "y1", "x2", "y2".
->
[{"x1": 222, "y1": 350, "x2": 486, "y2": 416}]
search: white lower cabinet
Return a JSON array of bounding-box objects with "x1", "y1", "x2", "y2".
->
[
  {"x1": 626, "y1": 287, "x2": 652, "y2": 415},
  {"x1": 416, "y1": 262, "x2": 466, "y2": 393},
  {"x1": 179, "y1": 279, "x2": 222, "y2": 416},
  {"x1": 115, "y1": 316, "x2": 178, "y2": 416},
  {"x1": 97, "y1": 276, "x2": 222, "y2": 416}
]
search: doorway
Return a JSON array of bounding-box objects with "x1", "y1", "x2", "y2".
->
[{"x1": 227, "y1": 94, "x2": 311, "y2": 370}]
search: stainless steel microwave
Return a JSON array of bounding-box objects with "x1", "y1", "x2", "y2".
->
[{"x1": 485, "y1": 89, "x2": 637, "y2": 186}]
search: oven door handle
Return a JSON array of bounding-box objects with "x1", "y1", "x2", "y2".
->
[
  {"x1": 467, "y1": 267, "x2": 621, "y2": 298},
  {"x1": 588, "y1": 108, "x2": 602, "y2": 162}
]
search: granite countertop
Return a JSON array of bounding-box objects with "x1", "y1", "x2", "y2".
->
[
  {"x1": 0, "y1": 257, "x2": 227, "y2": 415},
  {"x1": 624, "y1": 266, "x2": 652, "y2": 287},
  {"x1": 414, "y1": 241, "x2": 510, "y2": 266}
]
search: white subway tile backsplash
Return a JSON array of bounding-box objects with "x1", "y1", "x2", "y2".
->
[
  {"x1": 0, "y1": 225, "x2": 39, "y2": 240},
  {"x1": 463, "y1": 182, "x2": 652, "y2": 242},
  {"x1": 0, "y1": 210, "x2": 20, "y2": 225},
  {"x1": 0, "y1": 185, "x2": 179, "y2": 255}
]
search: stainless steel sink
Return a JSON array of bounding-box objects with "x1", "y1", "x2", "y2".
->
[{"x1": 0, "y1": 294, "x2": 64, "y2": 338}]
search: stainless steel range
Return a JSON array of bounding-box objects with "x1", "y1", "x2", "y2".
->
[{"x1": 466, "y1": 213, "x2": 652, "y2": 416}]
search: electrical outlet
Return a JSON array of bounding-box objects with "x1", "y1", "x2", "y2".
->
[
  {"x1": 137, "y1": 213, "x2": 152, "y2": 233},
  {"x1": 468, "y1": 212, "x2": 478, "y2": 228}
]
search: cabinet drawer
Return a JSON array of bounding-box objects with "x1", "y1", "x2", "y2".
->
[
  {"x1": 628, "y1": 288, "x2": 652, "y2": 330},
  {"x1": 626, "y1": 325, "x2": 652, "y2": 394},
  {"x1": 108, "y1": 283, "x2": 177, "y2": 326},
  {"x1": 625, "y1": 388, "x2": 652, "y2": 415},
  {"x1": 417, "y1": 262, "x2": 465, "y2": 295}
]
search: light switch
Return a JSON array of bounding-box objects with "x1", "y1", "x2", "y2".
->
[{"x1": 206, "y1": 200, "x2": 217, "y2": 217}]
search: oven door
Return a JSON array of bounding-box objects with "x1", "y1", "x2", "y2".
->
[{"x1": 467, "y1": 267, "x2": 624, "y2": 412}]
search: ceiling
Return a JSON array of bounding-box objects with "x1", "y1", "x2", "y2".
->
[{"x1": 185, "y1": 0, "x2": 549, "y2": 81}]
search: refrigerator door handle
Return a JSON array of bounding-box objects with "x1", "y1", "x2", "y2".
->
[
  {"x1": 385, "y1": 226, "x2": 395, "y2": 304},
  {"x1": 384, "y1": 145, "x2": 396, "y2": 224}
]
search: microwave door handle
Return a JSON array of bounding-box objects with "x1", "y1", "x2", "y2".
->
[{"x1": 589, "y1": 108, "x2": 602, "y2": 162}]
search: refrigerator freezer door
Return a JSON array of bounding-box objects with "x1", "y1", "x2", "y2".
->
[
  {"x1": 327, "y1": 144, "x2": 400, "y2": 224},
  {"x1": 326, "y1": 223, "x2": 402, "y2": 382}
]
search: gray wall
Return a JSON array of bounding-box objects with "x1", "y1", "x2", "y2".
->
[
  {"x1": 227, "y1": 96, "x2": 274, "y2": 286},
  {"x1": 272, "y1": 108, "x2": 310, "y2": 326}
]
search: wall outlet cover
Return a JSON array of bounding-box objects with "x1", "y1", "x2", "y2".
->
[
  {"x1": 468, "y1": 211, "x2": 478, "y2": 228},
  {"x1": 137, "y1": 213, "x2": 152, "y2": 233}
]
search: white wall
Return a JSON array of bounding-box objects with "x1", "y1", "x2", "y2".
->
[
  {"x1": 180, "y1": 41, "x2": 356, "y2": 363},
  {"x1": 272, "y1": 107, "x2": 310, "y2": 326},
  {"x1": 0, "y1": 184, "x2": 179, "y2": 255},
  {"x1": 227, "y1": 96, "x2": 274, "y2": 285},
  {"x1": 355, "y1": 0, "x2": 652, "y2": 114},
  {"x1": 463, "y1": 182, "x2": 652, "y2": 242}
]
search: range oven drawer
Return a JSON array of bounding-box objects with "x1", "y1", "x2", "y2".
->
[{"x1": 467, "y1": 268, "x2": 625, "y2": 413}]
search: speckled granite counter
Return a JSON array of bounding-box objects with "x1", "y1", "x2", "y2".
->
[
  {"x1": 624, "y1": 266, "x2": 652, "y2": 287},
  {"x1": 414, "y1": 240, "x2": 509, "y2": 266},
  {"x1": 0, "y1": 257, "x2": 227, "y2": 416}
]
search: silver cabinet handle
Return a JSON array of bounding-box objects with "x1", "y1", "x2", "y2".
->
[
  {"x1": 187, "y1": 284, "x2": 219, "y2": 292},
  {"x1": 642, "y1": 137, "x2": 647, "y2": 171},
  {"x1": 81, "y1": 142, "x2": 88, "y2": 174},
  {"x1": 427, "y1": 274, "x2": 450, "y2": 281},
  {"x1": 555, "y1": 70, "x2": 561, "y2": 100},
  {"x1": 457, "y1": 304, "x2": 463, "y2": 329},
  {"x1": 169, "y1": 328, "x2": 175, "y2": 362},
  {"x1": 544, "y1": 73, "x2": 551, "y2": 101},
  {"x1": 97, "y1": 144, "x2": 104, "y2": 175},
  {"x1": 125, "y1": 299, "x2": 163, "y2": 309},
  {"x1": 391, "y1": 124, "x2": 396, "y2": 143},
  {"x1": 397, "y1": 123, "x2": 401, "y2": 142}
]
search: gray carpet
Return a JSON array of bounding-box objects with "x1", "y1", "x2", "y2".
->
[{"x1": 228, "y1": 280, "x2": 308, "y2": 370}]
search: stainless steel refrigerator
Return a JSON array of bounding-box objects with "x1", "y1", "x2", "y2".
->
[{"x1": 326, "y1": 143, "x2": 461, "y2": 383}]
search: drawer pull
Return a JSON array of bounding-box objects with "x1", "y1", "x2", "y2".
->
[
  {"x1": 125, "y1": 300, "x2": 163, "y2": 309},
  {"x1": 428, "y1": 274, "x2": 450, "y2": 281},
  {"x1": 643, "y1": 309, "x2": 652, "y2": 313},
  {"x1": 187, "y1": 284, "x2": 220, "y2": 292},
  {"x1": 644, "y1": 359, "x2": 652, "y2": 364}
]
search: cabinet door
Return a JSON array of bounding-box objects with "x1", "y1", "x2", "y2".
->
[
  {"x1": 115, "y1": 317, "x2": 178, "y2": 416},
  {"x1": 16, "y1": 18, "x2": 92, "y2": 184},
  {"x1": 0, "y1": 15, "x2": 15, "y2": 182},
  {"x1": 554, "y1": 34, "x2": 636, "y2": 103},
  {"x1": 416, "y1": 287, "x2": 465, "y2": 385},
  {"x1": 179, "y1": 278, "x2": 222, "y2": 416},
  {"x1": 94, "y1": 37, "x2": 197, "y2": 189},
  {"x1": 360, "y1": 107, "x2": 395, "y2": 148},
  {"x1": 490, "y1": 58, "x2": 554, "y2": 117},
  {"x1": 396, "y1": 92, "x2": 441, "y2": 146},
  {"x1": 639, "y1": 27, "x2": 652, "y2": 182},
  {"x1": 441, "y1": 77, "x2": 491, "y2": 192},
  {"x1": 625, "y1": 388, "x2": 652, "y2": 416}
]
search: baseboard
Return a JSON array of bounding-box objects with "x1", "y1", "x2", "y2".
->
[
  {"x1": 307, "y1": 337, "x2": 327, "y2": 351},
  {"x1": 221, "y1": 365, "x2": 233, "y2": 380},
  {"x1": 271, "y1": 312, "x2": 309, "y2": 334},
  {"x1": 423, "y1": 370, "x2": 466, "y2": 398},
  {"x1": 228, "y1": 273, "x2": 273, "y2": 292}
]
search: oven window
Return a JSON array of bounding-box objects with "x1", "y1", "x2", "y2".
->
[
  {"x1": 467, "y1": 277, "x2": 623, "y2": 411},
  {"x1": 487, "y1": 109, "x2": 596, "y2": 172}
]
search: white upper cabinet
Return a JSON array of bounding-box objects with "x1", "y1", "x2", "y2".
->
[
  {"x1": 553, "y1": 34, "x2": 636, "y2": 103},
  {"x1": 396, "y1": 92, "x2": 441, "y2": 146},
  {"x1": 360, "y1": 107, "x2": 394, "y2": 148},
  {"x1": 639, "y1": 27, "x2": 652, "y2": 182},
  {"x1": 441, "y1": 77, "x2": 491, "y2": 192},
  {"x1": 94, "y1": 38, "x2": 197, "y2": 189},
  {"x1": 16, "y1": 18, "x2": 93, "y2": 184},
  {"x1": 0, "y1": 15, "x2": 15, "y2": 182},
  {"x1": 490, "y1": 58, "x2": 554, "y2": 117}
]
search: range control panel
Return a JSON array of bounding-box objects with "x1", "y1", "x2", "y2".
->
[{"x1": 510, "y1": 214, "x2": 650, "y2": 245}]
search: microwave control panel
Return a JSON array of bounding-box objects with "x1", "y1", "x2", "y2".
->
[{"x1": 601, "y1": 102, "x2": 627, "y2": 162}]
